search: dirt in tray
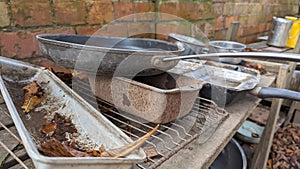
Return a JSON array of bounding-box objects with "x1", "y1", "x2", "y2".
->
[
  {"x1": 4, "y1": 80, "x2": 47, "y2": 141},
  {"x1": 3, "y1": 79, "x2": 154, "y2": 158},
  {"x1": 3, "y1": 80, "x2": 90, "y2": 157}
]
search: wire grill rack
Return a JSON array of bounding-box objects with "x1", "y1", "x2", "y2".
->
[
  {"x1": 0, "y1": 78, "x2": 228, "y2": 169},
  {"x1": 71, "y1": 79, "x2": 229, "y2": 169}
]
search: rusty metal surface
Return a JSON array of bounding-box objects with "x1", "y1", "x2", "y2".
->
[
  {"x1": 0, "y1": 57, "x2": 228, "y2": 169},
  {"x1": 72, "y1": 80, "x2": 228, "y2": 169},
  {"x1": 88, "y1": 73, "x2": 205, "y2": 124},
  {"x1": 0, "y1": 57, "x2": 146, "y2": 169}
]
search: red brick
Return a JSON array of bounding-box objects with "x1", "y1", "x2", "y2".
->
[
  {"x1": 95, "y1": 23, "x2": 128, "y2": 37},
  {"x1": 0, "y1": 28, "x2": 75, "y2": 59},
  {"x1": 237, "y1": 37, "x2": 247, "y2": 44},
  {"x1": 193, "y1": 22, "x2": 214, "y2": 38},
  {"x1": 128, "y1": 23, "x2": 155, "y2": 38},
  {"x1": 234, "y1": 3, "x2": 249, "y2": 16},
  {"x1": 258, "y1": 23, "x2": 267, "y2": 33},
  {"x1": 214, "y1": 17, "x2": 225, "y2": 31},
  {"x1": 177, "y1": 2, "x2": 203, "y2": 20},
  {"x1": 0, "y1": 31, "x2": 39, "y2": 59},
  {"x1": 156, "y1": 23, "x2": 191, "y2": 40},
  {"x1": 245, "y1": 35, "x2": 259, "y2": 43},
  {"x1": 247, "y1": 15, "x2": 262, "y2": 25},
  {"x1": 53, "y1": 0, "x2": 86, "y2": 25},
  {"x1": 75, "y1": 26, "x2": 102, "y2": 35},
  {"x1": 223, "y1": 3, "x2": 234, "y2": 16},
  {"x1": 11, "y1": 0, "x2": 52, "y2": 27},
  {"x1": 87, "y1": 1, "x2": 113, "y2": 24},
  {"x1": 158, "y1": 2, "x2": 178, "y2": 21},
  {"x1": 0, "y1": 2, "x2": 9, "y2": 27},
  {"x1": 238, "y1": 15, "x2": 249, "y2": 25},
  {"x1": 214, "y1": 30, "x2": 227, "y2": 40},
  {"x1": 214, "y1": 3, "x2": 224, "y2": 17},
  {"x1": 225, "y1": 16, "x2": 238, "y2": 29},
  {"x1": 247, "y1": 4, "x2": 263, "y2": 14},
  {"x1": 265, "y1": 14, "x2": 273, "y2": 22},
  {"x1": 242, "y1": 25, "x2": 262, "y2": 36},
  {"x1": 204, "y1": 22, "x2": 215, "y2": 38},
  {"x1": 240, "y1": 26, "x2": 251, "y2": 36},
  {"x1": 201, "y1": 3, "x2": 217, "y2": 19},
  {"x1": 134, "y1": 2, "x2": 155, "y2": 21},
  {"x1": 113, "y1": 2, "x2": 134, "y2": 20}
]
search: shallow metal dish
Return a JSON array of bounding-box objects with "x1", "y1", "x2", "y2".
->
[
  {"x1": 209, "y1": 41, "x2": 246, "y2": 64},
  {"x1": 0, "y1": 57, "x2": 146, "y2": 169},
  {"x1": 36, "y1": 34, "x2": 184, "y2": 76},
  {"x1": 168, "y1": 33, "x2": 208, "y2": 55}
]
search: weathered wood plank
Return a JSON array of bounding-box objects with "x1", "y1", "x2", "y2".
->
[
  {"x1": 293, "y1": 110, "x2": 300, "y2": 124},
  {"x1": 246, "y1": 41, "x2": 268, "y2": 49},
  {"x1": 262, "y1": 46, "x2": 290, "y2": 52},
  {"x1": 8, "y1": 158, "x2": 34, "y2": 169},
  {"x1": 0, "y1": 103, "x2": 13, "y2": 127},
  {"x1": 226, "y1": 21, "x2": 240, "y2": 41},
  {"x1": 250, "y1": 64, "x2": 289, "y2": 169}
]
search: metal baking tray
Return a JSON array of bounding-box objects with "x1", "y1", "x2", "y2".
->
[
  {"x1": 88, "y1": 73, "x2": 206, "y2": 124},
  {"x1": 167, "y1": 60, "x2": 261, "y2": 105},
  {"x1": 0, "y1": 56, "x2": 146, "y2": 169},
  {"x1": 168, "y1": 60, "x2": 260, "y2": 91}
]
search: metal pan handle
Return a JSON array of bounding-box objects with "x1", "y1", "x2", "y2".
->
[
  {"x1": 160, "y1": 52, "x2": 300, "y2": 62},
  {"x1": 249, "y1": 87, "x2": 300, "y2": 101}
]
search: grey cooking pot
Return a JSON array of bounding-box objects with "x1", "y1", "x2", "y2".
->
[
  {"x1": 209, "y1": 41, "x2": 246, "y2": 64},
  {"x1": 36, "y1": 34, "x2": 184, "y2": 77},
  {"x1": 209, "y1": 138, "x2": 247, "y2": 169}
]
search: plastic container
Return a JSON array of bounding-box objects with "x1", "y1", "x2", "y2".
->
[{"x1": 285, "y1": 16, "x2": 300, "y2": 48}]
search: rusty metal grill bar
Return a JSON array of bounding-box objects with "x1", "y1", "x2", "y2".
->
[{"x1": 72, "y1": 79, "x2": 228, "y2": 169}]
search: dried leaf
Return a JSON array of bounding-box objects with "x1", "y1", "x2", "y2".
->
[
  {"x1": 21, "y1": 81, "x2": 44, "y2": 113},
  {"x1": 41, "y1": 122, "x2": 57, "y2": 137},
  {"x1": 23, "y1": 81, "x2": 41, "y2": 95},
  {"x1": 21, "y1": 95, "x2": 44, "y2": 113},
  {"x1": 39, "y1": 138, "x2": 91, "y2": 157}
]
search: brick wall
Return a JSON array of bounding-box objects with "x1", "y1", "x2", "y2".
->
[{"x1": 0, "y1": 0, "x2": 298, "y2": 65}]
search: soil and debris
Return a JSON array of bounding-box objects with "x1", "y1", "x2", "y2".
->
[
  {"x1": 5, "y1": 77, "x2": 158, "y2": 158},
  {"x1": 240, "y1": 60, "x2": 265, "y2": 74},
  {"x1": 238, "y1": 103, "x2": 300, "y2": 169}
]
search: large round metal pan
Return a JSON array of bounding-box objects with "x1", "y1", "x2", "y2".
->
[
  {"x1": 37, "y1": 34, "x2": 300, "y2": 77},
  {"x1": 36, "y1": 34, "x2": 184, "y2": 76}
]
